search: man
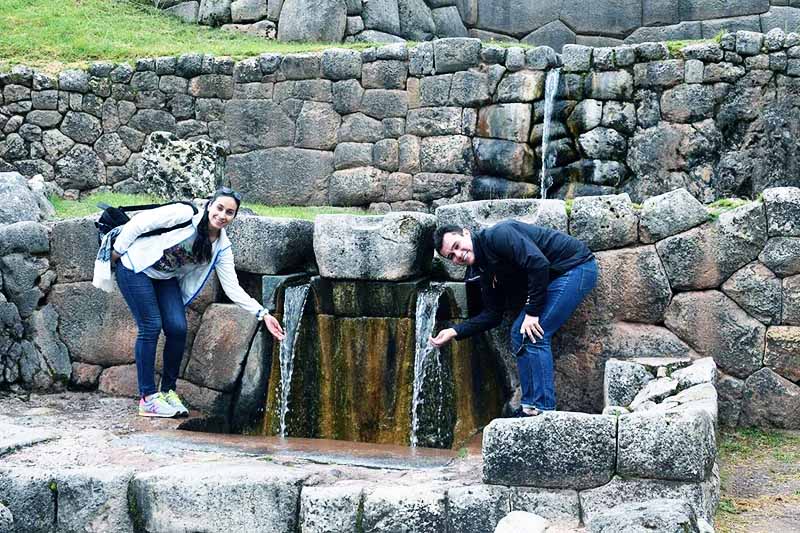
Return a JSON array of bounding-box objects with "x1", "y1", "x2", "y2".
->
[{"x1": 430, "y1": 220, "x2": 597, "y2": 416}]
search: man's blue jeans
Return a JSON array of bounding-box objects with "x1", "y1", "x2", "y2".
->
[
  {"x1": 510, "y1": 258, "x2": 598, "y2": 411},
  {"x1": 115, "y1": 264, "x2": 187, "y2": 398}
]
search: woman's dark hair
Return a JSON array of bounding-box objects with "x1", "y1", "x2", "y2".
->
[{"x1": 192, "y1": 187, "x2": 242, "y2": 263}]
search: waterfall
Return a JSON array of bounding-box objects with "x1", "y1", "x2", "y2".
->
[
  {"x1": 540, "y1": 67, "x2": 561, "y2": 200},
  {"x1": 410, "y1": 282, "x2": 446, "y2": 447},
  {"x1": 278, "y1": 283, "x2": 310, "y2": 438}
]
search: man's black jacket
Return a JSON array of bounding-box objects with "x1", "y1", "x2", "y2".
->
[{"x1": 451, "y1": 220, "x2": 593, "y2": 340}]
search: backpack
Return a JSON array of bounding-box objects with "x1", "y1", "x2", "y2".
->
[{"x1": 95, "y1": 200, "x2": 199, "y2": 245}]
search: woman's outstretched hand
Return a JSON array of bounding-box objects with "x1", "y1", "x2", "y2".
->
[
  {"x1": 429, "y1": 328, "x2": 457, "y2": 348},
  {"x1": 264, "y1": 313, "x2": 286, "y2": 341}
]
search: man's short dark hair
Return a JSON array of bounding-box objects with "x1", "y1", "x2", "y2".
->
[{"x1": 433, "y1": 224, "x2": 465, "y2": 254}]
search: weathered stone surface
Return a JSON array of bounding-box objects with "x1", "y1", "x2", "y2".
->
[
  {"x1": 509, "y1": 486, "x2": 581, "y2": 525},
  {"x1": 131, "y1": 462, "x2": 305, "y2": 532},
  {"x1": 435, "y1": 199, "x2": 567, "y2": 233},
  {"x1": 585, "y1": 70, "x2": 634, "y2": 101},
  {"x1": 165, "y1": 2, "x2": 200, "y2": 23},
  {"x1": 718, "y1": 373, "x2": 744, "y2": 427},
  {"x1": 482, "y1": 413, "x2": 617, "y2": 489},
  {"x1": 672, "y1": 358, "x2": 718, "y2": 390},
  {"x1": 472, "y1": 138, "x2": 535, "y2": 179},
  {"x1": 314, "y1": 212, "x2": 436, "y2": 280},
  {"x1": 54, "y1": 144, "x2": 105, "y2": 190},
  {"x1": 470, "y1": 176, "x2": 538, "y2": 201},
  {"x1": 736, "y1": 29, "x2": 765, "y2": 55},
  {"x1": 362, "y1": 60, "x2": 407, "y2": 90},
  {"x1": 759, "y1": 237, "x2": 800, "y2": 276},
  {"x1": 48, "y1": 216, "x2": 98, "y2": 284},
  {"x1": 432, "y1": 6, "x2": 469, "y2": 38},
  {"x1": 496, "y1": 70, "x2": 546, "y2": 102},
  {"x1": 764, "y1": 186, "x2": 800, "y2": 237},
  {"x1": 569, "y1": 194, "x2": 638, "y2": 251},
  {"x1": 198, "y1": 0, "x2": 232, "y2": 25},
  {"x1": 656, "y1": 202, "x2": 767, "y2": 290},
  {"x1": 397, "y1": 0, "x2": 435, "y2": 40},
  {"x1": 446, "y1": 484, "x2": 510, "y2": 533},
  {"x1": 629, "y1": 377, "x2": 680, "y2": 410},
  {"x1": 0, "y1": 221, "x2": 49, "y2": 258},
  {"x1": 224, "y1": 99, "x2": 295, "y2": 153},
  {"x1": 339, "y1": 113, "x2": 384, "y2": 143},
  {"x1": 227, "y1": 147, "x2": 333, "y2": 205},
  {"x1": 634, "y1": 59, "x2": 684, "y2": 88},
  {"x1": 586, "y1": 498, "x2": 705, "y2": 533},
  {"x1": 764, "y1": 326, "x2": 800, "y2": 382},
  {"x1": 578, "y1": 127, "x2": 627, "y2": 161},
  {"x1": 494, "y1": 511, "x2": 549, "y2": 533},
  {"x1": 184, "y1": 304, "x2": 259, "y2": 391},
  {"x1": 604, "y1": 359, "x2": 652, "y2": 408},
  {"x1": 660, "y1": 84, "x2": 715, "y2": 123},
  {"x1": 334, "y1": 142, "x2": 373, "y2": 170},
  {"x1": 433, "y1": 38, "x2": 481, "y2": 73},
  {"x1": 98, "y1": 364, "x2": 140, "y2": 397},
  {"x1": 617, "y1": 411, "x2": 716, "y2": 482},
  {"x1": 407, "y1": 107, "x2": 463, "y2": 137},
  {"x1": 328, "y1": 166, "x2": 387, "y2": 206},
  {"x1": 300, "y1": 484, "x2": 364, "y2": 533},
  {"x1": 476, "y1": 104, "x2": 531, "y2": 143},
  {"x1": 419, "y1": 135, "x2": 473, "y2": 173},
  {"x1": 785, "y1": 274, "x2": 800, "y2": 326},
  {"x1": 664, "y1": 290, "x2": 766, "y2": 379},
  {"x1": 361, "y1": 89, "x2": 408, "y2": 119},
  {"x1": 361, "y1": 0, "x2": 400, "y2": 34},
  {"x1": 449, "y1": 70, "x2": 490, "y2": 107},
  {"x1": 60, "y1": 111, "x2": 102, "y2": 145},
  {"x1": 0, "y1": 172, "x2": 42, "y2": 224},
  {"x1": 278, "y1": 0, "x2": 346, "y2": 42},
  {"x1": 362, "y1": 484, "x2": 447, "y2": 532},
  {"x1": 722, "y1": 261, "x2": 782, "y2": 325},
  {"x1": 639, "y1": 188, "x2": 709, "y2": 243},
  {"x1": 225, "y1": 214, "x2": 313, "y2": 275},
  {"x1": 321, "y1": 49, "x2": 362, "y2": 80},
  {"x1": 740, "y1": 367, "x2": 800, "y2": 428},
  {"x1": 475, "y1": 0, "x2": 560, "y2": 37},
  {"x1": 294, "y1": 101, "x2": 340, "y2": 150}
]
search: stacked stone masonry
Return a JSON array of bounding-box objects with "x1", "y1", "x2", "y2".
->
[
  {"x1": 156, "y1": 0, "x2": 800, "y2": 53},
  {"x1": 2, "y1": 32, "x2": 800, "y2": 210}
]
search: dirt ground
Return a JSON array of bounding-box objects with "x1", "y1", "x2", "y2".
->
[{"x1": 715, "y1": 428, "x2": 800, "y2": 533}]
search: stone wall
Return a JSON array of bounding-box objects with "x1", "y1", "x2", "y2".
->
[
  {"x1": 2, "y1": 32, "x2": 800, "y2": 210},
  {"x1": 157, "y1": 0, "x2": 800, "y2": 52}
]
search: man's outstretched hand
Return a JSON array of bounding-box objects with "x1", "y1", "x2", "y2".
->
[
  {"x1": 429, "y1": 328, "x2": 457, "y2": 348},
  {"x1": 263, "y1": 313, "x2": 286, "y2": 341}
]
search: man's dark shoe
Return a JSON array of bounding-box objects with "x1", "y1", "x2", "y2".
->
[{"x1": 510, "y1": 406, "x2": 541, "y2": 418}]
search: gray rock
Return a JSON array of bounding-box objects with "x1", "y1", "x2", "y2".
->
[
  {"x1": 405, "y1": 107, "x2": 461, "y2": 137},
  {"x1": 188, "y1": 74, "x2": 234, "y2": 99},
  {"x1": 765, "y1": 27, "x2": 787, "y2": 50},
  {"x1": 321, "y1": 49, "x2": 362, "y2": 80},
  {"x1": 764, "y1": 326, "x2": 800, "y2": 382},
  {"x1": 131, "y1": 462, "x2": 305, "y2": 532},
  {"x1": 560, "y1": 0, "x2": 641, "y2": 37},
  {"x1": 740, "y1": 367, "x2": 800, "y2": 428},
  {"x1": 639, "y1": 188, "x2": 709, "y2": 243},
  {"x1": 412, "y1": 172, "x2": 469, "y2": 202},
  {"x1": 227, "y1": 147, "x2": 333, "y2": 205},
  {"x1": 585, "y1": 70, "x2": 633, "y2": 100},
  {"x1": 476, "y1": 103, "x2": 531, "y2": 143},
  {"x1": 685, "y1": 59, "x2": 704, "y2": 83},
  {"x1": 47, "y1": 216, "x2": 97, "y2": 283},
  {"x1": 717, "y1": 373, "x2": 744, "y2": 426},
  {"x1": 231, "y1": 0, "x2": 267, "y2": 21},
  {"x1": 784, "y1": 274, "x2": 800, "y2": 325},
  {"x1": 362, "y1": 60, "x2": 407, "y2": 90},
  {"x1": 578, "y1": 127, "x2": 627, "y2": 161},
  {"x1": 449, "y1": 70, "x2": 490, "y2": 106},
  {"x1": 59, "y1": 69, "x2": 90, "y2": 93},
  {"x1": 664, "y1": 290, "x2": 766, "y2": 379},
  {"x1": 432, "y1": 6, "x2": 468, "y2": 37},
  {"x1": 28, "y1": 305, "x2": 71, "y2": 384},
  {"x1": 493, "y1": 511, "x2": 549, "y2": 533},
  {"x1": 333, "y1": 80, "x2": 364, "y2": 114},
  {"x1": 94, "y1": 133, "x2": 131, "y2": 166},
  {"x1": 600, "y1": 101, "x2": 635, "y2": 135},
  {"x1": 566, "y1": 99, "x2": 603, "y2": 134},
  {"x1": 278, "y1": 0, "x2": 346, "y2": 42},
  {"x1": 198, "y1": 0, "x2": 232, "y2": 25},
  {"x1": 224, "y1": 99, "x2": 294, "y2": 153},
  {"x1": 346, "y1": 15, "x2": 364, "y2": 35},
  {"x1": 433, "y1": 38, "x2": 481, "y2": 73},
  {"x1": 419, "y1": 135, "x2": 473, "y2": 173},
  {"x1": 470, "y1": 175, "x2": 538, "y2": 201},
  {"x1": 509, "y1": 486, "x2": 581, "y2": 525},
  {"x1": 54, "y1": 144, "x2": 105, "y2": 190},
  {"x1": 25, "y1": 110, "x2": 62, "y2": 129},
  {"x1": 656, "y1": 202, "x2": 767, "y2": 290},
  {"x1": 409, "y1": 42, "x2": 435, "y2": 76},
  {"x1": 361, "y1": 0, "x2": 400, "y2": 34},
  {"x1": 475, "y1": 0, "x2": 560, "y2": 38},
  {"x1": 300, "y1": 484, "x2": 364, "y2": 533},
  {"x1": 604, "y1": 359, "x2": 652, "y2": 408},
  {"x1": 0, "y1": 221, "x2": 49, "y2": 256},
  {"x1": 419, "y1": 74, "x2": 453, "y2": 106},
  {"x1": 361, "y1": 89, "x2": 408, "y2": 119},
  {"x1": 482, "y1": 413, "x2": 617, "y2": 489},
  {"x1": 630, "y1": 377, "x2": 680, "y2": 410},
  {"x1": 587, "y1": 498, "x2": 704, "y2": 533},
  {"x1": 736, "y1": 30, "x2": 764, "y2": 56},
  {"x1": 0, "y1": 172, "x2": 41, "y2": 224},
  {"x1": 313, "y1": 212, "x2": 436, "y2": 280},
  {"x1": 60, "y1": 111, "x2": 102, "y2": 144},
  {"x1": 280, "y1": 53, "x2": 321, "y2": 79},
  {"x1": 339, "y1": 113, "x2": 384, "y2": 143},
  {"x1": 504, "y1": 47, "x2": 526, "y2": 71},
  {"x1": 362, "y1": 484, "x2": 447, "y2": 533},
  {"x1": 373, "y1": 139, "x2": 398, "y2": 171},
  {"x1": 226, "y1": 214, "x2": 314, "y2": 275},
  {"x1": 294, "y1": 101, "x2": 340, "y2": 150},
  {"x1": 633, "y1": 59, "x2": 684, "y2": 88},
  {"x1": 398, "y1": 0, "x2": 435, "y2": 40},
  {"x1": 472, "y1": 138, "x2": 535, "y2": 179},
  {"x1": 351, "y1": 29, "x2": 407, "y2": 43},
  {"x1": 672, "y1": 358, "x2": 718, "y2": 390},
  {"x1": 165, "y1": 2, "x2": 201, "y2": 23},
  {"x1": 660, "y1": 84, "x2": 716, "y2": 123},
  {"x1": 328, "y1": 166, "x2": 387, "y2": 206},
  {"x1": 569, "y1": 194, "x2": 638, "y2": 251},
  {"x1": 496, "y1": 70, "x2": 545, "y2": 102},
  {"x1": 335, "y1": 142, "x2": 373, "y2": 169},
  {"x1": 446, "y1": 484, "x2": 510, "y2": 533},
  {"x1": 521, "y1": 20, "x2": 576, "y2": 52},
  {"x1": 617, "y1": 411, "x2": 716, "y2": 482},
  {"x1": 758, "y1": 237, "x2": 800, "y2": 276},
  {"x1": 435, "y1": 199, "x2": 567, "y2": 233},
  {"x1": 722, "y1": 261, "x2": 782, "y2": 325},
  {"x1": 763, "y1": 186, "x2": 800, "y2": 237},
  {"x1": 128, "y1": 109, "x2": 177, "y2": 134}
]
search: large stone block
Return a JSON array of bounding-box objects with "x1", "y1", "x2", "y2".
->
[
  {"x1": 184, "y1": 304, "x2": 259, "y2": 391},
  {"x1": 569, "y1": 194, "x2": 638, "y2": 251},
  {"x1": 740, "y1": 367, "x2": 800, "y2": 428},
  {"x1": 223, "y1": 99, "x2": 295, "y2": 153},
  {"x1": 361, "y1": 89, "x2": 408, "y2": 119},
  {"x1": 585, "y1": 70, "x2": 634, "y2": 100},
  {"x1": 406, "y1": 107, "x2": 463, "y2": 137},
  {"x1": 475, "y1": 0, "x2": 560, "y2": 37},
  {"x1": 764, "y1": 326, "x2": 800, "y2": 382},
  {"x1": 313, "y1": 212, "x2": 436, "y2": 280},
  {"x1": 328, "y1": 166, "x2": 387, "y2": 206},
  {"x1": 54, "y1": 145, "x2": 105, "y2": 190},
  {"x1": 226, "y1": 147, "x2": 333, "y2": 205},
  {"x1": 561, "y1": 0, "x2": 642, "y2": 37},
  {"x1": 361, "y1": 0, "x2": 400, "y2": 34},
  {"x1": 277, "y1": 0, "x2": 346, "y2": 42},
  {"x1": 300, "y1": 484, "x2": 364, "y2": 533},
  {"x1": 362, "y1": 484, "x2": 447, "y2": 532},
  {"x1": 664, "y1": 290, "x2": 766, "y2": 379},
  {"x1": 482, "y1": 413, "x2": 617, "y2": 489},
  {"x1": 419, "y1": 135, "x2": 474, "y2": 173},
  {"x1": 0, "y1": 221, "x2": 49, "y2": 257},
  {"x1": 362, "y1": 60, "x2": 407, "y2": 90},
  {"x1": 633, "y1": 59, "x2": 684, "y2": 88},
  {"x1": 294, "y1": 101, "x2": 341, "y2": 150},
  {"x1": 721, "y1": 261, "x2": 782, "y2": 325},
  {"x1": 435, "y1": 199, "x2": 568, "y2": 233},
  {"x1": 433, "y1": 38, "x2": 481, "y2": 73},
  {"x1": 130, "y1": 462, "x2": 306, "y2": 532},
  {"x1": 0, "y1": 173, "x2": 44, "y2": 224},
  {"x1": 784, "y1": 274, "x2": 800, "y2": 325},
  {"x1": 578, "y1": 127, "x2": 627, "y2": 161},
  {"x1": 98, "y1": 364, "x2": 140, "y2": 397},
  {"x1": 476, "y1": 103, "x2": 532, "y2": 143},
  {"x1": 763, "y1": 186, "x2": 800, "y2": 237},
  {"x1": 472, "y1": 138, "x2": 535, "y2": 179},
  {"x1": 509, "y1": 486, "x2": 581, "y2": 525},
  {"x1": 496, "y1": 70, "x2": 546, "y2": 102},
  {"x1": 680, "y1": 0, "x2": 769, "y2": 21},
  {"x1": 446, "y1": 484, "x2": 510, "y2": 533},
  {"x1": 47, "y1": 216, "x2": 98, "y2": 283},
  {"x1": 759, "y1": 237, "x2": 800, "y2": 276},
  {"x1": 586, "y1": 498, "x2": 708, "y2": 533},
  {"x1": 639, "y1": 188, "x2": 709, "y2": 243},
  {"x1": 656, "y1": 202, "x2": 767, "y2": 290},
  {"x1": 226, "y1": 214, "x2": 313, "y2": 274},
  {"x1": 604, "y1": 359, "x2": 652, "y2": 407},
  {"x1": 617, "y1": 411, "x2": 716, "y2": 482}
]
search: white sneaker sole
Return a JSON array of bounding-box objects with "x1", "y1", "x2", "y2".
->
[{"x1": 138, "y1": 410, "x2": 180, "y2": 418}]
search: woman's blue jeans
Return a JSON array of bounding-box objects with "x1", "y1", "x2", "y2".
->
[
  {"x1": 115, "y1": 264, "x2": 187, "y2": 398},
  {"x1": 510, "y1": 258, "x2": 598, "y2": 411}
]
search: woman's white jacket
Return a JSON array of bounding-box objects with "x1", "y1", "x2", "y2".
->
[{"x1": 113, "y1": 202, "x2": 264, "y2": 317}]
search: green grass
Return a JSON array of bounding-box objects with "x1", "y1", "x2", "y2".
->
[
  {"x1": 50, "y1": 192, "x2": 366, "y2": 221},
  {"x1": 0, "y1": 0, "x2": 373, "y2": 71},
  {"x1": 707, "y1": 197, "x2": 753, "y2": 220},
  {"x1": 719, "y1": 427, "x2": 800, "y2": 464},
  {"x1": 665, "y1": 37, "x2": 718, "y2": 58}
]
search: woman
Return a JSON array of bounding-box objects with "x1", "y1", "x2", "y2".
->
[{"x1": 109, "y1": 187, "x2": 285, "y2": 418}]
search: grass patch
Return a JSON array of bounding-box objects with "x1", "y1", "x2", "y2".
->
[
  {"x1": 718, "y1": 427, "x2": 799, "y2": 462},
  {"x1": 665, "y1": 38, "x2": 717, "y2": 58},
  {"x1": 50, "y1": 191, "x2": 367, "y2": 221},
  {"x1": 0, "y1": 0, "x2": 373, "y2": 72},
  {"x1": 706, "y1": 197, "x2": 752, "y2": 220}
]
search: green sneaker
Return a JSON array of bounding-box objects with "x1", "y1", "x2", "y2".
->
[
  {"x1": 138, "y1": 392, "x2": 179, "y2": 418},
  {"x1": 163, "y1": 390, "x2": 189, "y2": 417}
]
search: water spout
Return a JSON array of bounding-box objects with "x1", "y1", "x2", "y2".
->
[
  {"x1": 410, "y1": 282, "x2": 446, "y2": 447},
  {"x1": 278, "y1": 283, "x2": 311, "y2": 438},
  {"x1": 540, "y1": 68, "x2": 561, "y2": 200}
]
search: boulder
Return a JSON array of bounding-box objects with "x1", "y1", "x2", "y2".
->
[
  {"x1": 496, "y1": 71, "x2": 546, "y2": 102},
  {"x1": 28, "y1": 305, "x2": 71, "y2": 385},
  {"x1": 226, "y1": 214, "x2": 314, "y2": 274},
  {"x1": 586, "y1": 498, "x2": 705, "y2": 533},
  {"x1": 603, "y1": 359, "x2": 652, "y2": 408},
  {"x1": 361, "y1": 0, "x2": 400, "y2": 34},
  {"x1": 435, "y1": 199, "x2": 567, "y2": 233},
  {"x1": 328, "y1": 166, "x2": 387, "y2": 206},
  {"x1": 361, "y1": 89, "x2": 408, "y2": 119},
  {"x1": 294, "y1": 101, "x2": 341, "y2": 150},
  {"x1": 665, "y1": 291, "x2": 765, "y2": 379},
  {"x1": 569, "y1": 194, "x2": 638, "y2": 251},
  {"x1": 476, "y1": 104, "x2": 531, "y2": 143},
  {"x1": 300, "y1": 484, "x2": 364, "y2": 533},
  {"x1": 398, "y1": 0, "x2": 435, "y2": 41},
  {"x1": 277, "y1": 0, "x2": 346, "y2": 42},
  {"x1": 639, "y1": 188, "x2": 709, "y2": 243},
  {"x1": 433, "y1": 38, "x2": 481, "y2": 74},
  {"x1": 449, "y1": 70, "x2": 490, "y2": 107},
  {"x1": 617, "y1": 411, "x2": 716, "y2": 482},
  {"x1": 70, "y1": 362, "x2": 103, "y2": 388},
  {"x1": 54, "y1": 144, "x2": 105, "y2": 190},
  {"x1": 138, "y1": 132, "x2": 225, "y2": 200},
  {"x1": 509, "y1": 486, "x2": 581, "y2": 524},
  {"x1": 231, "y1": 0, "x2": 267, "y2": 22},
  {"x1": 717, "y1": 373, "x2": 744, "y2": 427},
  {"x1": 721, "y1": 261, "x2": 782, "y2": 325},
  {"x1": 672, "y1": 358, "x2": 717, "y2": 390},
  {"x1": 764, "y1": 326, "x2": 800, "y2": 382},
  {"x1": 629, "y1": 377, "x2": 679, "y2": 409},
  {"x1": 0, "y1": 221, "x2": 49, "y2": 257},
  {"x1": 198, "y1": 0, "x2": 232, "y2": 25},
  {"x1": 224, "y1": 99, "x2": 295, "y2": 153},
  {"x1": 660, "y1": 84, "x2": 716, "y2": 123},
  {"x1": 0, "y1": 467, "x2": 55, "y2": 531},
  {"x1": 482, "y1": 412, "x2": 617, "y2": 489},
  {"x1": 763, "y1": 186, "x2": 800, "y2": 237},
  {"x1": 740, "y1": 368, "x2": 800, "y2": 429},
  {"x1": 361, "y1": 484, "x2": 447, "y2": 532},
  {"x1": 0, "y1": 172, "x2": 43, "y2": 224},
  {"x1": 446, "y1": 484, "x2": 510, "y2": 533},
  {"x1": 759, "y1": 237, "x2": 800, "y2": 276},
  {"x1": 419, "y1": 135, "x2": 473, "y2": 173},
  {"x1": 784, "y1": 274, "x2": 800, "y2": 325},
  {"x1": 313, "y1": 212, "x2": 436, "y2": 280},
  {"x1": 656, "y1": 202, "x2": 767, "y2": 290},
  {"x1": 362, "y1": 60, "x2": 407, "y2": 90},
  {"x1": 472, "y1": 138, "x2": 535, "y2": 179},
  {"x1": 130, "y1": 461, "x2": 306, "y2": 532},
  {"x1": 494, "y1": 511, "x2": 549, "y2": 533},
  {"x1": 322, "y1": 50, "x2": 362, "y2": 81},
  {"x1": 407, "y1": 107, "x2": 464, "y2": 137}
]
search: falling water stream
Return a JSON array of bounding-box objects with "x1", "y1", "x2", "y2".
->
[
  {"x1": 278, "y1": 283, "x2": 311, "y2": 438},
  {"x1": 410, "y1": 283, "x2": 446, "y2": 447},
  {"x1": 540, "y1": 67, "x2": 561, "y2": 200}
]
